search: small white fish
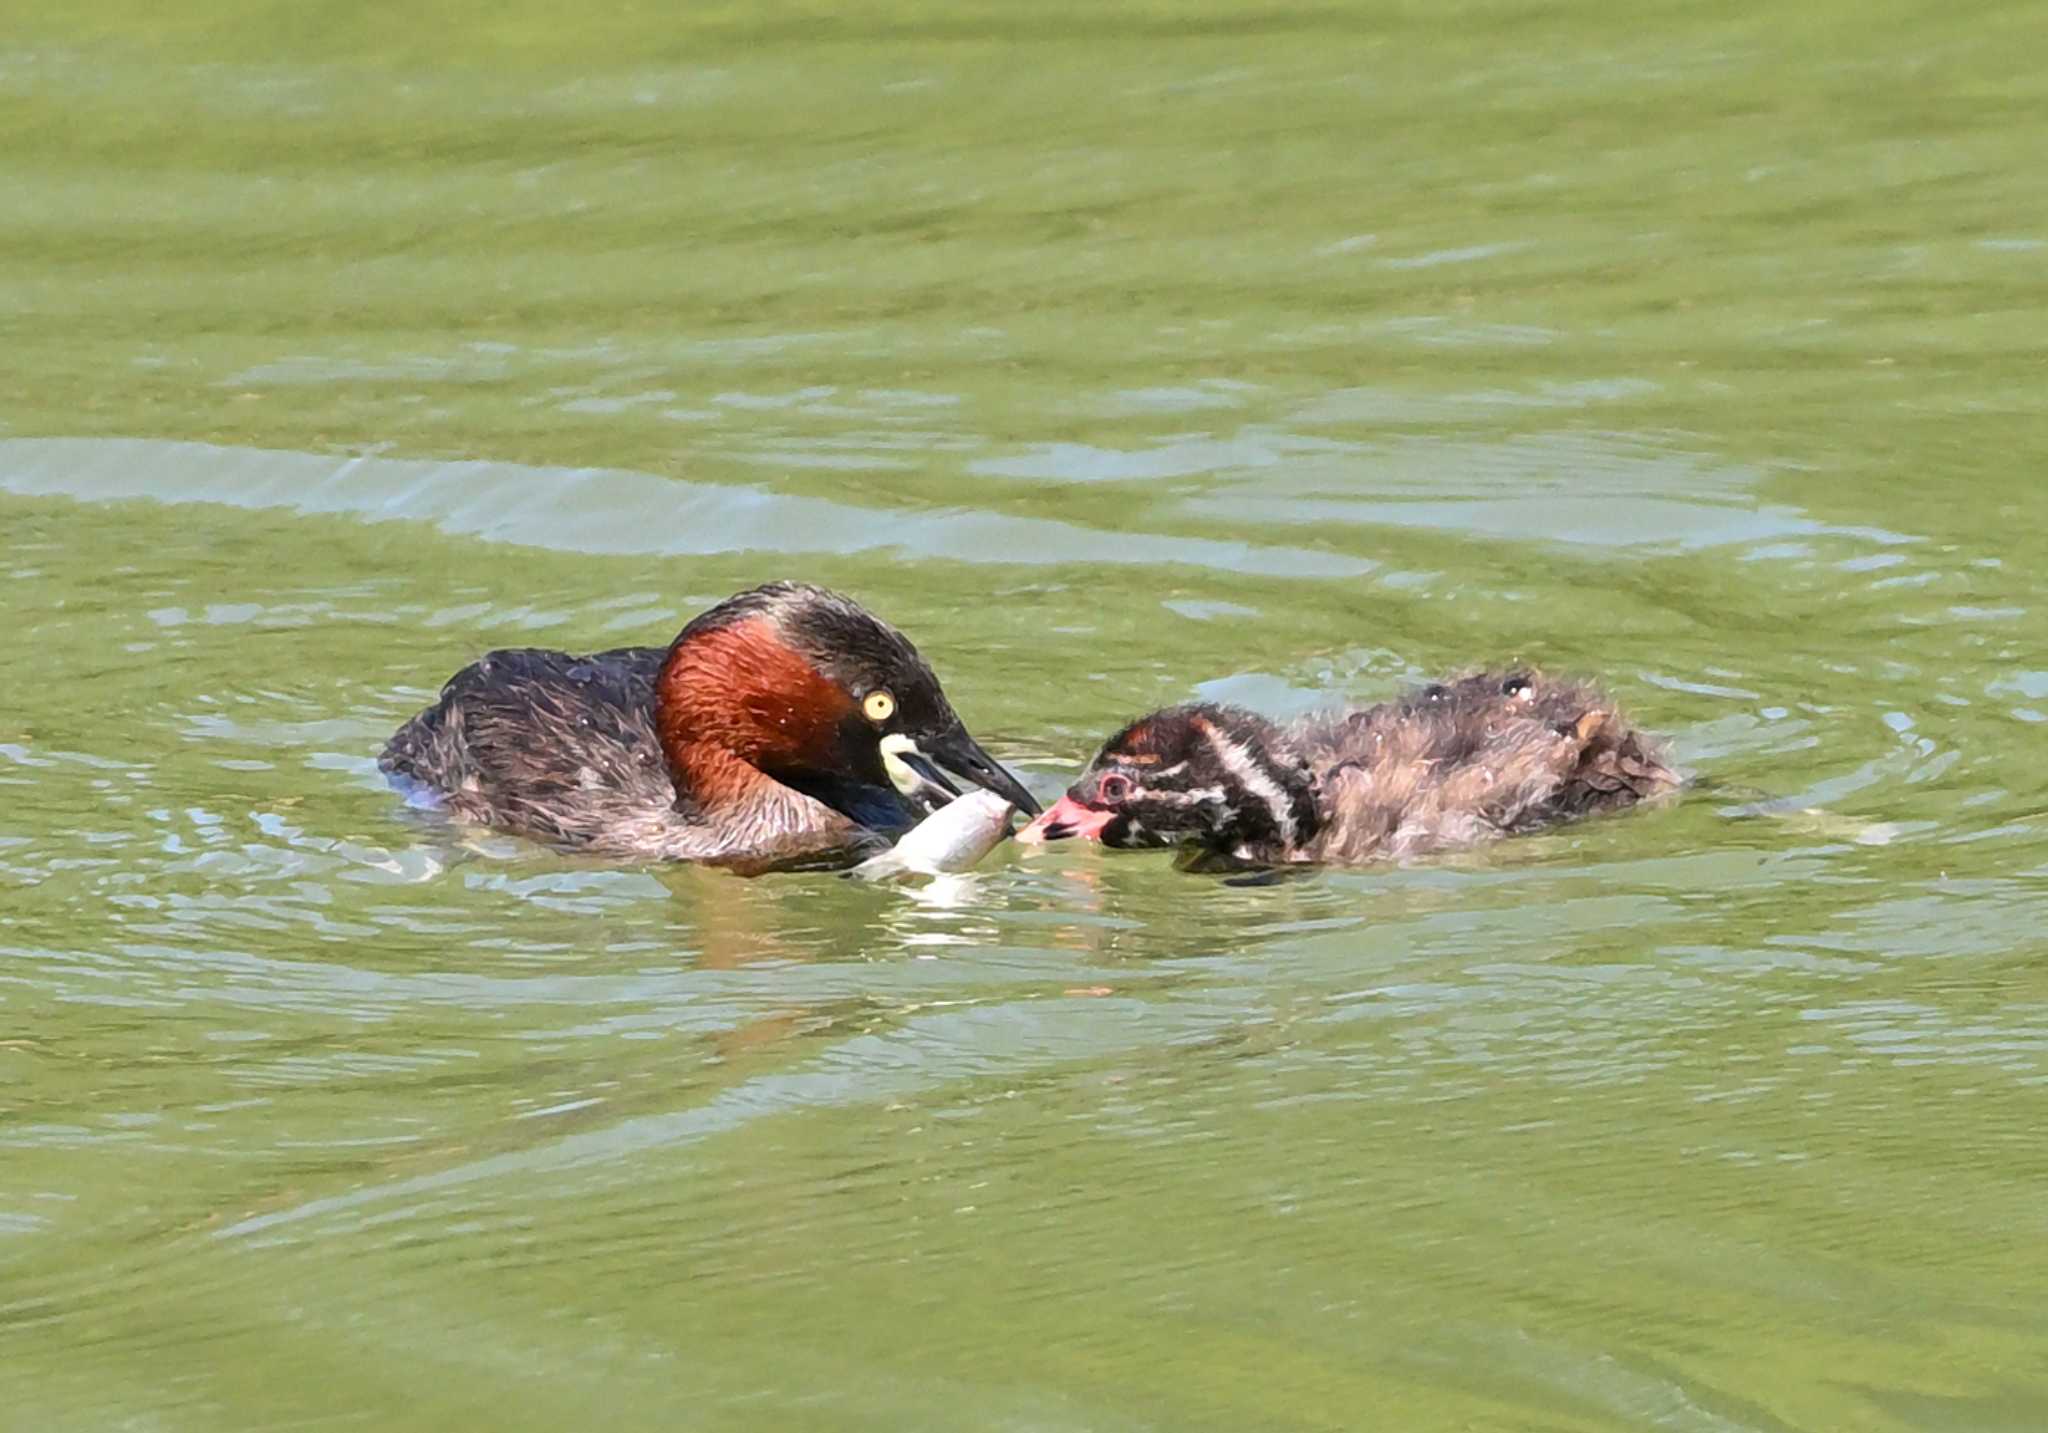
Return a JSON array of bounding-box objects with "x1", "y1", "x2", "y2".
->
[{"x1": 852, "y1": 790, "x2": 1018, "y2": 880}]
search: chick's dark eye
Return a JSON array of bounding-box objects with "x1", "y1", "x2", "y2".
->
[{"x1": 1096, "y1": 772, "x2": 1133, "y2": 802}]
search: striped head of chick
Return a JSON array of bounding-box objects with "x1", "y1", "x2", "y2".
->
[{"x1": 1019, "y1": 703, "x2": 1322, "y2": 855}]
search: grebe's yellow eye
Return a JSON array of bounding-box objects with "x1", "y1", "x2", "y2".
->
[{"x1": 863, "y1": 689, "x2": 896, "y2": 723}]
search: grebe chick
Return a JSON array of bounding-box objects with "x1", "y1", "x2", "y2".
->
[
  {"x1": 1018, "y1": 670, "x2": 1676, "y2": 868},
  {"x1": 381, "y1": 581, "x2": 1038, "y2": 873}
]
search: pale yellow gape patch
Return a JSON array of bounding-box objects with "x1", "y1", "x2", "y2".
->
[{"x1": 878, "y1": 733, "x2": 922, "y2": 795}]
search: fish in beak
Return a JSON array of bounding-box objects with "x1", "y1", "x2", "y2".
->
[{"x1": 850, "y1": 789, "x2": 1020, "y2": 880}]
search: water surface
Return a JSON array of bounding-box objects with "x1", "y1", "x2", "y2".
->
[{"x1": 4, "y1": 3, "x2": 2046, "y2": 1429}]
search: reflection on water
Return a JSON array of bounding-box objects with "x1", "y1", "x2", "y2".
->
[{"x1": 5, "y1": 2, "x2": 2048, "y2": 1430}]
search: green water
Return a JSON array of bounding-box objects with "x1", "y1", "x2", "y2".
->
[{"x1": 4, "y1": 3, "x2": 2047, "y2": 1428}]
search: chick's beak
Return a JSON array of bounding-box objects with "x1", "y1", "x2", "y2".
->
[
  {"x1": 1016, "y1": 794, "x2": 1116, "y2": 844},
  {"x1": 900, "y1": 725, "x2": 1040, "y2": 816}
]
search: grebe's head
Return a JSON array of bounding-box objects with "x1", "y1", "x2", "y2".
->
[
  {"x1": 1017, "y1": 703, "x2": 1318, "y2": 853},
  {"x1": 657, "y1": 582, "x2": 1038, "y2": 820}
]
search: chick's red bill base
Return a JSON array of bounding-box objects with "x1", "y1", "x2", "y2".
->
[{"x1": 1015, "y1": 795, "x2": 1116, "y2": 844}]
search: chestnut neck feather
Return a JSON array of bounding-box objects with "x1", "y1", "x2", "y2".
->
[{"x1": 653, "y1": 618, "x2": 856, "y2": 810}]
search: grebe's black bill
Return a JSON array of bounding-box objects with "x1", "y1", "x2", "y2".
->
[{"x1": 884, "y1": 725, "x2": 1039, "y2": 816}]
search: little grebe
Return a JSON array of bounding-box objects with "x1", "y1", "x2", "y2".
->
[
  {"x1": 381, "y1": 582, "x2": 1038, "y2": 871},
  {"x1": 1017, "y1": 671, "x2": 1677, "y2": 868}
]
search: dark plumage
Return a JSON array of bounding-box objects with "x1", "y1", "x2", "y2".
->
[
  {"x1": 380, "y1": 582, "x2": 1037, "y2": 872},
  {"x1": 383, "y1": 643, "x2": 679, "y2": 849},
  {"x1": 1018, "y1": 670, "x2": 1678, "y2": 868}
]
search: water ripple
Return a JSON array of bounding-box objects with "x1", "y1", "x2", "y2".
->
[{"x1": 0, "y1": 438, "x2": 1373, "y2": 579}]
